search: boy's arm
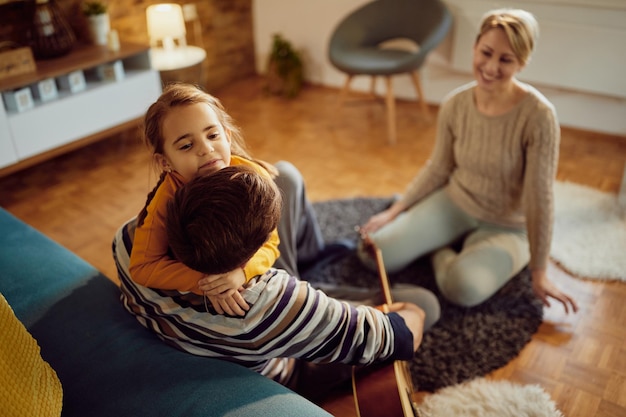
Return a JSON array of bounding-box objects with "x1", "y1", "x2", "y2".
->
[{"x1": 239, "y1": 273, "x2": 418, "y2": 366}]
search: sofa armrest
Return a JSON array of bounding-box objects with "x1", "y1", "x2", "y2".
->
[{"x1": 0, "y1": 208, "x2": 331, "y2": 417}]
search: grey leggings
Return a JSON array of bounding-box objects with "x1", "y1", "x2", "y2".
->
[
  {"x1": 272, "y1": 161, "x2": 325, "y2": 277},
  {"x1": 359, "y1": 189, "x2": 530, "y2": 307}
]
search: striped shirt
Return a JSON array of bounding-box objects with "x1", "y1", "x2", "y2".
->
[{"x1": 113, "y1": 219, "x2": 413, "y2": 385}]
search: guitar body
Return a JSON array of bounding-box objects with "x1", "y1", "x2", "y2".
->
[
  {"x1": 352, "y1": 235, "x2": 419, "y2": 417},
  {"x1": 352, "y1": 361, "x2": 417, "y2": 417}
]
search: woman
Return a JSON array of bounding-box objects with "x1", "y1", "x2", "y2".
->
[{"x1": 358, "y1": 8, "x2": 577, "y2": 313}]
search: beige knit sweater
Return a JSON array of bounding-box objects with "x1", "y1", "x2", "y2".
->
[{"x1": 400, "y1": 81, "x2": 560, "y2": 270}]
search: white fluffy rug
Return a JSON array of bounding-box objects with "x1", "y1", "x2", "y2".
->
[
  {"x1": 551, "y1": 181, "x2": 626, "y2": 281},
  {"x1": 417, "y1": 378, "x2": 563, "y2": 417}
]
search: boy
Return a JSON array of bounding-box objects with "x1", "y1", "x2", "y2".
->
[{"x1": 126, "y1": 165, "x2": 429, "y2": 399}]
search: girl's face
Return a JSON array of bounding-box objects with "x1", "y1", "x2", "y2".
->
[
  {"x1": 473, "y1": 28, "x2": 524, "y2": 93},
  {"x1": 157, "y1": 102, "x2": 232, "y2": 182}
]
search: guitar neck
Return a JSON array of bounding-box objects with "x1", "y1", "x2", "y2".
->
[
  {"x1": 374, "y1": 247, "x2": 393, "y2": 305},
  {"x1": 352, "y1": 240, "x2": 419, "y2": 417}
]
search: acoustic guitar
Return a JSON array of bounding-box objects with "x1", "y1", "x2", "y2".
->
[{"x1": 351, "y1": 235, "x2": 421, "y2": 417}]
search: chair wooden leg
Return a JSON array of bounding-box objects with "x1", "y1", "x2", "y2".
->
[
  {"x1": 338, "y1": 75, "x2": 353, "y2": 106},
  {"x1": 370, "y1": 76, "x2": 377, "y2": 98},
  {"x1": 409, "y1": 70, "x2": 429, "y2": 113},
  {"x1": 384, "y1": 76, "x2": 397, "y2": 145}
]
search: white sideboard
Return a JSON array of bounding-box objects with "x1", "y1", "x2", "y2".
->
[{"x1": 0, "y1": 42, "x2": 162, "y2": 176}]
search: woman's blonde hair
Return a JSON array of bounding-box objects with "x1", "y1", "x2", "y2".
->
[{"x1": 476, "y1": 8, "x2": 539, "y2": 66}]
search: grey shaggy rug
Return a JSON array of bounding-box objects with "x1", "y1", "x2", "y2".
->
[{"x1": 302, "y1": 197, "x2": 543, "y2": 392}]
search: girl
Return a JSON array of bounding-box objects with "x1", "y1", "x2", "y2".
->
[
  {"x1": 129, "y1": 83, "x2": 336, "y2": 316},
  {"x1": 358, "y1": 9, "x2": 578, "y2": 314}
]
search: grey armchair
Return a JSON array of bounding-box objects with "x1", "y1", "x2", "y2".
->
[{"x1": 328, "y1": 0, "x2": 452, "y2": 144}]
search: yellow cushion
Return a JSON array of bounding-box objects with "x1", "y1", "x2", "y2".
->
[{"x1": 0, "y1": 293, "x2": 62, "y2": 417}]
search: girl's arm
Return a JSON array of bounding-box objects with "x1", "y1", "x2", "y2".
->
[
  {"x1": 130, "y1": 224, "x2": 206, "y2": 294},
  {"x1": 129, "y1": 178, "x2": 206, "y2": 294},
  {"x1": 197, "y1": 229, "x2": 280, "y2": 315},
  {"x1": 227, "y1": 157, "x2": 281, "y2": 281},
  {"x1": 242, "y1": 228, "x2": 280, "y2": 281}
]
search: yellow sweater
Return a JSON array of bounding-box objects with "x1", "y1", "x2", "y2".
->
[
  {"x1": 0, "y1": 293, "x2": 62, "y2": 417},
  {"x1": 129, "y1": 156, "x2": 280, "y2": 294}
]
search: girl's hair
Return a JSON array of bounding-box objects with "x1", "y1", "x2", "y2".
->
[
  {"x1": 136, "y1": 83, "x2": 277, "y2": 227},
  {"x1": 476, "y1": 8, "x2": 539, "y2": 66},
  {"x1": 166, "y1": 165, "x2": 282, "y2": 275}
]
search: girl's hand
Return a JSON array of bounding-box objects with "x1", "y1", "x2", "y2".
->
[
  {"x1": 207, "y1": 289, "x2": 249, "y2": 316},
  {"x1": 199, "y1": 268, "x2": 250, "y2": 316},
  {"x1": 531, "y1": 269, "x2": 578, "y2": 314},
  {"x1": 199, "y1": 269, "x2": 246, "y2": 295}
]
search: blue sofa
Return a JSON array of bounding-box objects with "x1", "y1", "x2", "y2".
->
[{"x1": 0, "y1": 208, "x2": 331, "y2": 417}]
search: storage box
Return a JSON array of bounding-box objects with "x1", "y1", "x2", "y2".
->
[
  {"x1": 57, "y1": 70, "x2": 87, "y2": 93},
  {"x1": 30, "y1": 78, "x2": 59, "y2": 102},
  {"x1": 96, "y1": 60, "x2": 125, "y2": 82},
  {"x1": 2, "y1": 87, "x2": 35, "y2": 113},
  {"x1": 0, "y1": 47, "x2": 36, "y2": 80}
]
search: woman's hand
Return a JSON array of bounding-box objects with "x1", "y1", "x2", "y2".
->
[
  {"x1": 531, "y1": 269, "x2": 578, "y2": 314},
  {"x1": 199, "y1": 268, "x2": 250, "y2": 316},
  {"x1": 360, "y1": 202, "x2": 405, "y2": 234}
]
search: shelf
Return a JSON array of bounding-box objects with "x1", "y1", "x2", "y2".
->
[
  {"x1": 0, "y1": 42, "x2": 162, "y2": 175},
  {"x1": 0, "y1": 42, "x2": 151, "y2": 92}
]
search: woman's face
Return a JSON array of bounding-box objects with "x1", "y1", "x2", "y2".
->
[
  {"x1": 473, "y1": 27, "x2": 524, "y2": 93},
  {"x1": 157, "y1": 103, "x2": 232, "y2": 182}
]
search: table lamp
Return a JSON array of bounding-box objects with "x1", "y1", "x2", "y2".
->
[
  {"x1": 146, "y1": 2, "x2": 207, "y2": 84},
  {"x1": 146, "y1": 3, "x2": 186, "y2": 50}
]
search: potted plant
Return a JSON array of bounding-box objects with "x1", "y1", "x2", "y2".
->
[
  {"x1": 82, "y1": 0, "x2": 110, "y2": 46},
  {"x1": 265, "y1": 34, "x2": 303, "y2": 98}
]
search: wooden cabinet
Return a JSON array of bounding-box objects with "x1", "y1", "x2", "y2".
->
[{"x1": 0, "y1": 42, "x2": 162, "y2": 176}]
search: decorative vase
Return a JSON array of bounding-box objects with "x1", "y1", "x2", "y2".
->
[
  {"x1": 87, "y1": 13, "x2": 110, "y2": 46},
  {"x1": 27, "y1": 0, "x2": 76, "y2": 60}
]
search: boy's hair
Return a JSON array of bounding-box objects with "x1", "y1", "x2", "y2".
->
[{"x1": 166, "y1": 165, "x2": 282, "y2": 275}]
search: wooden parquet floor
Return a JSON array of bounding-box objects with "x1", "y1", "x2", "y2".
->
[{"x1": 1, "y1": 76, "x2": 624, "y2": 417}]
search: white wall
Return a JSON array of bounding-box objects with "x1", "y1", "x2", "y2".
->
[{"x1": 252, "y1": 0, "x2": 626, "y2": 136}]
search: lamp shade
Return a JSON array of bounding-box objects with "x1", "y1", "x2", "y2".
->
[{"x1": 146, "y1": 3, "x2": 186, "y2": 48}]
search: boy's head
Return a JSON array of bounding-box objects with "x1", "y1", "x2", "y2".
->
[{"x1": 166, "y1": 165, "x2": 282, "y2": 275}]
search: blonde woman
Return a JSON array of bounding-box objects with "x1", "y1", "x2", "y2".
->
[{"x1": 359, "y1": 9, "x2": 578, "y2": 314}]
